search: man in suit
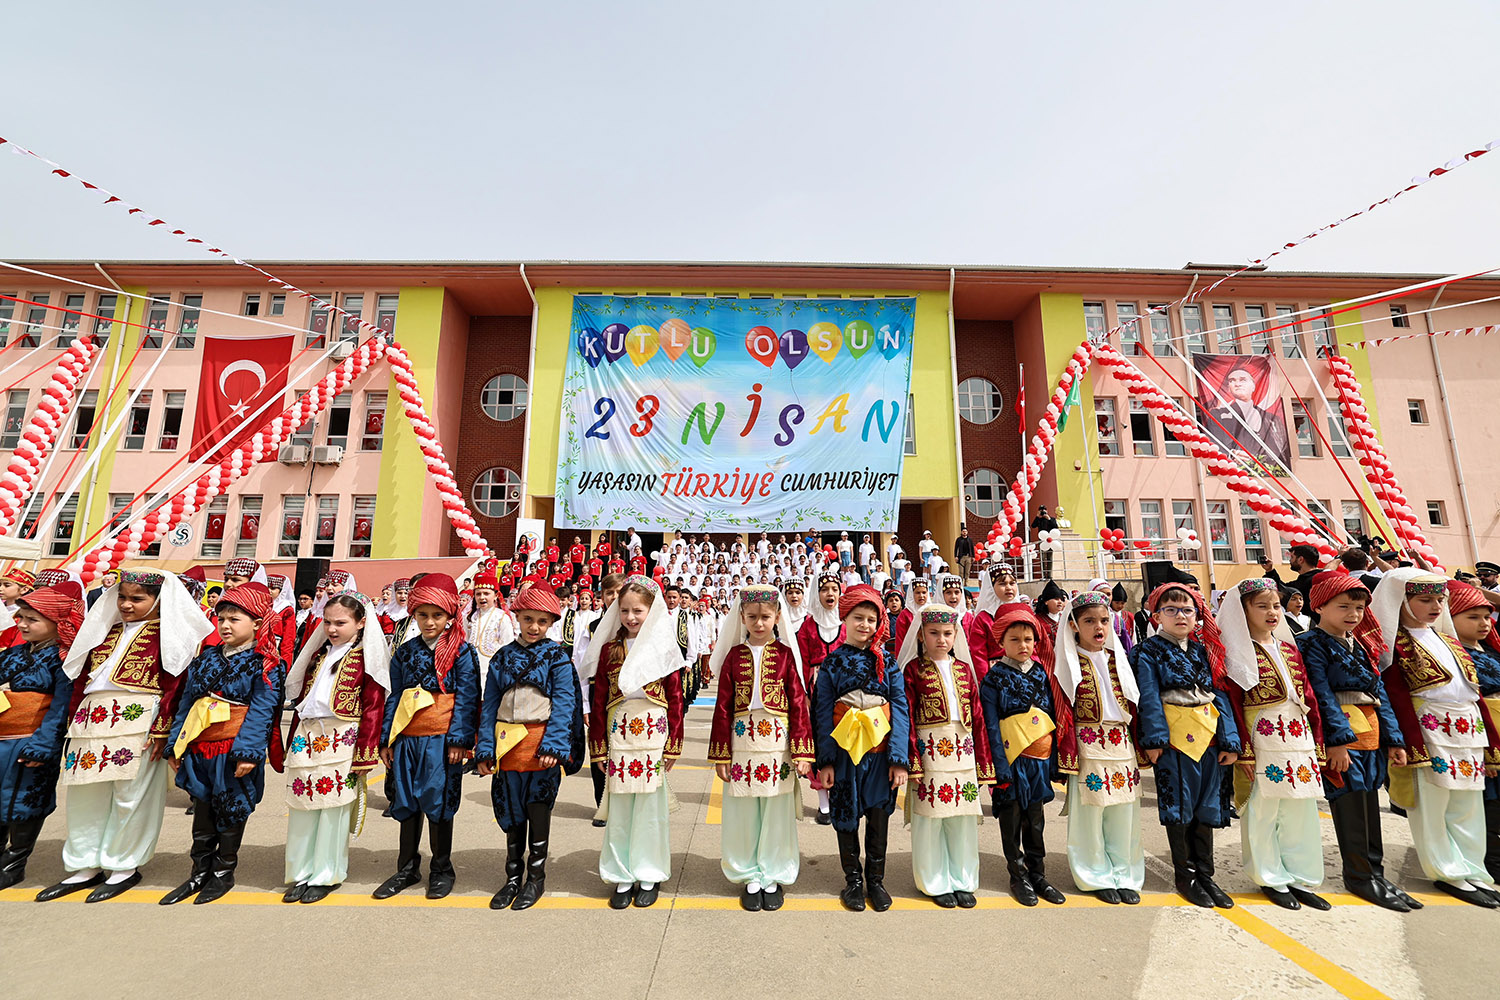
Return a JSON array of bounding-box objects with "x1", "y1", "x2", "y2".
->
[{"x1": 1206, "y1": 365, "x2": 1291, "y2": 468}]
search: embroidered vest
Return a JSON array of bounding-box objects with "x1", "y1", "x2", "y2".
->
[{"x1": 88, "y1": 621, "x2": 165, "y2": 694}]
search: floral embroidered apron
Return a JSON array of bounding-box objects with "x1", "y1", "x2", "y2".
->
[
  {"x1": 1245, "y1": 701, "x2": 1321, "y2": 799},
  {"x1": 911, "y1": 721, "x2": 982, "y2": 818},
  {"x1": 724, "y1": 708, "x2": 793, "y2": 798},
  {"x1": 61, "y1": 691, "x2": 157, "y2": 785},
  {"x1": 285, "y1": 717, "x2": 361, "y2": 809},
  {"x1": 1073, "y1": 721, "x2": 1142, "y2": 806},
  {"x1": 605, "y1": 696, "x2": 669, "y2": 795},
  {"x1": 1414, "y1": 697, "x2": 1487, "y2": 791}
]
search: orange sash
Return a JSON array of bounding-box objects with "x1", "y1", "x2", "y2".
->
[
  {"x1": 1345, "y1": 704, "x2": 1380, "y2": 751},
  {"x1": 195, "y1": 704, "x2": 249, "y2": 744},
  {"x1": 402, "y1": 693, "x2": 456, "y2": 737},
  {"x1": 1020, "y1": 733, "x2": 1054, "y2": 760},
  {"x1": 499, "y1": 722, "x2": 551, "y2": 772},
  {"x1": 0, "y1": 691, "x2": 52, "y2": 739}
]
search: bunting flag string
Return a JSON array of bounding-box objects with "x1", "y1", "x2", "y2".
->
[{"x1": 1347, "y1": 322, "x2": 1500, "y2": 350}]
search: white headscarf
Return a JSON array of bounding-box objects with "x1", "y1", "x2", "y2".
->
[
  {"x1": 285, "y1": 591, "x2": 391, "y2": 697},
  {"x1": 1216, "y1": 579, "x2": 1297, "y2": 692},
  {"x1": 1053, "y1": 593, "x2": 1139, "y2": 704},
  {"x1": 808, "y1": 574, "x2": 843, "y2": 639},
  {"x1": 269, "y1": 574, "x2": 295, "y2": 615},
  {"x1": 1371, "y1": 567, "x2": 1453, "y2": 671},
  {"x1": 781, "y1": 581, "x2": 810, "y2": 634},
  {"x1": 582, "y1": 576, "x2": 686, "y2": 692},
  {"x1": 894, "y1": 603, "x2": 974, "y2": 671},
  {"x1": 62, "y1": 570, "x2": 215, "y2": 681},
  {"x1": 976, "y1": 562, "x2": 1024, "y2": 620},
  {"x1": 707, "y1": 587, "x2": 805, "y2": 683}
]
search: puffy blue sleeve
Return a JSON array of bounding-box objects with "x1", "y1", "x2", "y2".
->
[
  {"x1": 1297, "y1": 633, "x2": 1355, "y2": 748},
  {"x1": 1132, "y1": 642, "x2": 1170, "y2": 751},
  {"x1": 19, "y1": 646, "x2": 77, "y2": 762},
  {"x1": 474, "y1": 644, "x2": 505, "y2": 763},
  {"x1": 979, "y1": 671, "x2": 1014, "y2": 796},
  {"x1": 231, "y1": 654, "x2": 285, "y2": 764},
  {"x1": 447, "y1": 642, "x2": 480, "y2": 751},
  {"x1": 541, "y1": 643, "x2": 578, "y2": 760},
  {"x1": 884, "y1": 655, "x2": 910, "y2": 769}
]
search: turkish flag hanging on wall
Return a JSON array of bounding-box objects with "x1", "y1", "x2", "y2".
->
[{"x1": 190, "y1": 334, "x2": 295, "y2": 462}]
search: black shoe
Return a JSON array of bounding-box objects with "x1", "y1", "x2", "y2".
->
[
  {"x1": 1389, "y1": 803, "x2": 1407, "y2": 817},
  {"x1": 1117, "y1": 888, "x2": 1141, "y2": 905},
  {"x1": 1175, "y1": 876, "x2": 1215, "y2": 909},
  {"x1": 954, "y1": 890, "x2": 976, "y2": 908},
  {"x1": 159, "y1": 875, "x2": 207, "y2": 906},
  {"x1": 1010, "y1": 877, "x2": 1039, "y2": 907},
  {"x1": 512, "y1": 879, "x2": 545, "y2": 911},
  {"x1": 867, "y1": 882, "x2": 892, "y2": 912},
  {"x1": 1197, "y1": 875, "x2": 1234, "y2": 909},
  {"x1": 1471, "y1": 885, "x2": 1500, "y2": 908},
  {"x1": 633, "y1": 884, "x2": 660, "y2": 908},
  {"x1": 1096, "y1": 888, "x2": 1121, "y2": 905},
  {"x1": 1435, "y1": 880, "x2": 1498, "y2": 908},
  {"x1": 761, "y1": 886, "x2": 784, "y2": 911},
  {"x1": 85, "y1": 872, "x2": 141, "y2": 903},
  {"x1": 35, "y1": 873, "x2": 105, "y2": 902},
  {"x1": 1347, "y1": 879, "x2": 1410, "y2": 912},
  {"x1": 426, "y1": 872, "x2": 454, "y2": 900},
  {"x1": 609, "y1": 886, "x2": 635, "y2": 909},
  {"x1": 282, "y1": 882, "x2": 308, "y2": 903},
  {"x1": 185, "y1": 803, "x2": 195, "y2": 816},
  {"x1": 932, "y1": 892, "x2": 957, "y2": 908},
  {"x1": 1261, "y1": 886, "x2": 1300, "y2": 910},
  {"x1": 1030, "y1": 874, "x2": 1066, "y2": 905},
  {"x1": 0, "y1": 867, "x2": 25, "y2": 890},
  {"x1": 840, "y1": 881, "x2": 867, "y2": 911},
  {"x1": 491, "y1": 880, "x2": 522, "y2": 910},
  {"x1": 381, "y1": 805, "x2": 393, "y2": 818},
  {"x1": 1382, "y1": 879, "x2": 1423, "y2": 910},
  {"x1": 591, "y1": 819, "x2": 606, "y2": 828},
  {"x1": 815, "y1": 811, "x2": 832, "y2": 826},
  {"x1": 300, "y1": 884, "x2": 338, "y2": 904},
  {"x1": 1289, "y1": 886, "x2": 1331, "y2": 910},
  {"x1": 740, "y1": 886, "x2": 763, "y2": 911},
  {"x1": 372, "y1": 870, "x2": 422, "y2": 900}
]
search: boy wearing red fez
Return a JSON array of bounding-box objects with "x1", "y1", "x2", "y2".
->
[{"x1": 1447, "y1": 580, "x2": 1500, "y2": 883}]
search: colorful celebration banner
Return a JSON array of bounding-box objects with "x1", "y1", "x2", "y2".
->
[{"x1": 555, "y1": 295, "x2": 917, "y2": 532}]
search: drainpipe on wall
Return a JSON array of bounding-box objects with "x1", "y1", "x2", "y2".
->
[
  {"x1": 1424, "y1": 286, "x2": 1480, "y2": 565},
  {"x1": 518, "y1": 264, "x2": 540, "y2": 524}
]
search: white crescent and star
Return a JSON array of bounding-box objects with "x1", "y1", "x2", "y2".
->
[{"x1": 218, "y1": 359, "x2": 268, "y2": 418}]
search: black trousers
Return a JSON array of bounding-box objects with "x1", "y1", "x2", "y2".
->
[{"x1": 996, "y1": 799, "x2": 1047, "y2": 878}]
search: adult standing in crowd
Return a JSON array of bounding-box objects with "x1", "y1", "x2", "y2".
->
[
  {"x1": 954, "y1": 526, "x2": 974, "y2": 583},
  {"x1": 1260, "y1": 545, "x2": 1321, "y2": 605},
  {"x1": 1030, "y1": 506, "x2": 1058, "y2": 579}
]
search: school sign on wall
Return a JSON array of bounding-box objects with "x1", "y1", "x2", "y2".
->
[{"x1": 555, "y1": 295, "x2": 917, "y2": 533}]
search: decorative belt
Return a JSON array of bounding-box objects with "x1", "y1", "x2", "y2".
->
[
  {"x1": 497, "y1": 721, "x2": 551, "y2": 772},
  {"x1": 401, "y1": 693, "x2": 456, "y2": 738},
  {"x1": 1341, "y1": 704, "x2": 1380, "y2": 751},
  {"x1": 0, "y1": 691, "x2": 52, "y2": 739}
]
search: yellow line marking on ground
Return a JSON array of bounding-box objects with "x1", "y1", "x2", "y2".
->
[
  {"x1": 1219, "y1": 905, "x2": 1393, "y2": 1000},
  {"x1": 705, "y1": 777, "x2": 723, "y2": 824}
]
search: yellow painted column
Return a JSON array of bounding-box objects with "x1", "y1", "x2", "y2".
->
[
  {"x1": 77, "y1": 288, "x2": 147, "y2": 547},
  {"x1": 371, "y1": 287, "x2": 447, "y2": 559},
  {"x1": 1331, "y1": 308, "x2": 1404, "y2": 547},
  {"x1": 1037, "y1": 292, "x2": 1104, "y2": 539}
]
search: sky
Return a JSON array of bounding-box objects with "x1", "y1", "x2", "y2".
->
[{"x1": 3, "y1": 1, "x2": 1498, "y2": 274}]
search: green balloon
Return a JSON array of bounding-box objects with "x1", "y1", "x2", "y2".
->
[
  {"x1": 845, "y1": 320, "x2": 874, "y2": 359},
  {"x1": 689, "y1": 326, "x2": 717, "y2": 368}
]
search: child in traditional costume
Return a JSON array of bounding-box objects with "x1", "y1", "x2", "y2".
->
[
  {"x1": 1374, "y1": 569, "x2": 1500, "y2": 907},
  {"x1": 586, "y1": 576, "x2": 685, "y2": 909},
  {"x1": 0, "y1": 568, "x2": 36, "y2": 648},
  {"x1": 980, "y1": 605, "x2": 1066, "y2": 906},
  {"x1": 1296, "y1": 571, "x2": 1415, "y2": 912},
  {"x1": 37, "y1": 569, "x2": 213, "y2": 902},
  {"x1": 374, "y1": 574, "x2": 480, "y2": 900},
  {"x1": 1053, "y1": 591, "x2": 1144, "y2": 904},
  {"x1": 797, "y1": 570, "x2": 843, "y2": 825},
  {"x1": 0, "y1": 583, "x2": 84, "y2": 888},
  {"x1": 967, "y1": 563, "x2": 1021, "y2": 682},
  {"x1": 160, "y1": 582, "x2": 286, "y2": 904},
  {"x1": 1446, "y1": 580, "x2": 1500, "y2": 883},
  {"x1": 281, "y1": 591, "x2": 389, "y2": 903},
  {"x1": 899, "y1": 603, "x2": 993, "y2": 908},
  {"x1": 476, "y1": 585, "x2": 583, "y2": 911},
  {"x1": 707, "y1": 585, "x2": 813, "y2": 911},
  {"x1": 1220, "y1": 578, "x2": 1329, "y2": 910},
  {"x1": 1131, "y1": 583, "x2": 1241, "y2": 909},
  {"x1": 813, "y1": 584, "x2": 910, "y2": 912}
]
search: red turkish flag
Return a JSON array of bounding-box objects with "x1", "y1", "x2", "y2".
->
[
  {"x1": 206, "y1": 513, "x2": 226, "y2": 540},
  {"x1": 241, "y1": 513, "x2": 260, "y2": 540},
  {"x1": 190, "y1": 334, "x2": 295, "y2": 462}
]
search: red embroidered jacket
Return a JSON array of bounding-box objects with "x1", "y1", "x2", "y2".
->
[
  {"x1": 966, "y1": 610, "x2": 997, "y2": 684},
  {"x1": 707, "y1": 642, "x2": 814, "y2": 764},
  {"x1": 903, "y1": 654, "x2": 995, "y2": 782},
  {"x1": 587, "y1": 639, "x2": 684, "y2": 764},
  {"x1": 795, "y1": 615, "x2": 844, "y2": 695},
  {"x1": 1384, "y1": 627, "x2": 1500, "y2": 767},
  {"x1": 287, "y1": 645, "x2": 387, "y2": 771},
  {"x1": 1225, "y1": 640, "x2": 1326, "y2": 766},
  {"x1": 67, "y1": 620, "x2": 183, "y2": 740}
]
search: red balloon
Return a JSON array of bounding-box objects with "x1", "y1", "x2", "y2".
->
[{"x1": 745, "y1": 326, "x2": 779, "y2": 368}]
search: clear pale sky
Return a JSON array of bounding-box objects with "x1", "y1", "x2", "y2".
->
[{"x1": 3, "y1": 1, "x2": 1497, "y2": 274}]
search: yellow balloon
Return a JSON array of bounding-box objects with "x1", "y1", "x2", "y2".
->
[
  {"x1": 808, "y1": 321, "x2": 842, "y2": 363},
  {"x1": 625, "y1": 324, "x2": 659, "y2": 366}
]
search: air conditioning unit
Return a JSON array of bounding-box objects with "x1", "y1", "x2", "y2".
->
[
  {"x1": 313, "y1": 445, "x2": 345, "y2": 465},
  {"x1": 330, "y1": 340, "x2": 355, "y2": 360},
  {"x1": 278, "y1": 445, "x2": 310, "y2": 464}
]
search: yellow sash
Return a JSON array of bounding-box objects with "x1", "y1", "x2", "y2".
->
[
  {"x1": 1163, "y1": 703, "x2": 1219, "y2": 762},
  {"x1": 999, "y1": 707, "x2": 1056, "y2": 765},
  {"x1": 173, "y1": 697, "x2": 231, "y2": 758},
  {"x1": 1484, "y1": 696, "x2": 1500, "y2": 728},
  {"x1": 831, "y1": 707, "x2": 891, "y2": 766},
  {"x1": 1341, "y1": 704, "x2": 1373, "y2": 735},
  {"x1": 492, "y1": 722, "x2": 529, "y2": 761},
  {"x1": 389, "y1": 687, "x2": 435, "y2": 745},
  {"x1": 0, "y1": 690, "x2": 9, "y2": 713}
]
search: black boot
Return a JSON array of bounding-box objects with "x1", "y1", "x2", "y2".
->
[
  {"x1": 864, "y1": 811, "x2": 891, "y2": 912},
  {"x1": 160, "y1": 802, "x2": 218, "y2": 905},
  {"x1": 374, "y1": 815, "x2": 424, "y2": 899},
  {"x1": 490, "y1": 825, "x2": 526, "y2": 910},
  {"x1": 195, "y1": 823, "x2": 243, "y2": 904},
  {"x1": 1023, "y1": 801, "x2": 1064, "y2": 904},
  {"x1": 513, "y1": 804, "x2": 551, "y2": 911},
  {"x1": 0, "y1": 817, "x2": 43, "y2": 890},
  {"x1": 1166, "y1": 823, "x2": 1213, "y2": 908},
  {"x1": 1485, "y1": 797, "x2": 1500, "y2": 886},
  {"x1": 1189, "y1": 822, "x2": 1233, "y2": 908},
  {"x1": 1329, "y1": 792, "x2": 1407, "y2": 911},
  {"x1": 426, "y1": 819, "x2": 455, "y2": 899},
  {"x1": 836, "y1": 830, "x2": 865, "y2": 911},
  {"x1": 998, "y1": 801, "x2": 1037, "y2": 906}
]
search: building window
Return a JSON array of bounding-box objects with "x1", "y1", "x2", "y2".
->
[
  {"x1": 269, "y1": 293, "x2": 286, "y2": 317},
  {"x1": 1083, "y1": 302, "x2": 1107, "y2": 341},
  {"x1": 107, "y1": 494, "x2": 134, "y2": 533},
  {"x1": 350, "y1": 495, "x2": 376, "y2": 558},
  {"x1": 964, "y1": 468, "x2": 1005, "y2": 519},
  {"x1": 49, "y1": 495, "x2": 78, "y2": 558},
  {"x1": 234, "y1": 495, "x2": 262, "y2": 559},
  {"x1": 159, "y1": 391, "x2": 186, "y2": 450},
  {"x1": 1246, "y1": 305, "x2": 1271, "y2": 354},
  {"x1": 314, "y1": 496, "x2": 340, "y2": 557},
  {"x1": 143, "y1": 296, "x2": 168, "y2": 349},
  {"x1": 1149, "y1": 305, "x2": 1174, "y2": 357},
  {"x1": 1181, "y1": 304, "x2": 1207, "y2": 354},
  {"x1": 1095, "y1": 398, "x2": 1119, "y2": 456},
  {"x1": 957, "y1": 377, "x2": 1003, "y2": 424},
  {"x1": 94, "y1": 293, "x2": 117, "y2": 346},
  {"x1": 473, "y1": 467, "x2": 522, "y2": 518},
  {"x1": 1207, "y1": 500, "x2": 1233, "y2": 562},
  {"x1": 376, "y1": 294, "x2": 398, "y2": 335},
  {"x1": 1140, "y1": 500, "x2": 1165, "y2": 557},
  {"x1": 360, "y1": 392, "x2": 387, "y2": 450},
  {"x1": 70, "y1": 390, "x2": 99, "y2": 449},
  {"x1": 337, "y1": 294, "x2": 364, "y2": 344},
  {"x1": 1212, "y1": 304, "x2": 1237, "y2": 353},
  {"x1": 1, "y1": 390, "x2": 27, "y2": 449},
  {"x1": 1240, "y1": 500, "x2": 1266, "y2": 563},
  {"x1": 325, "y1": 393, "x2": 351, "y2": 451},
  {"x1": 1103, "y1": 499, "x2": 1128, "y2": 535},
  {"x1": 1164, "y1": 396, "x2": 1186, "y2": 456},
  {"x1": 123, "y1": 390, "x2": 152, "y2": 450},
  {"x1": 1309, "y1": 309, "x2": 1335, "y2": 354},
  {"x1": 1408, "y1": 399, "x2": 1428, "y2": 424},
  {"x1": 174, "y1": 294, "x2": 202, "y2": 349},
  {"x1": 1116, "y1": 302, "x2": 1142, "y2": 356},
  {"x1": 58, "y1": 293, "x2": 84, "y2": 347},
  {"x1": 305, "y1": 298, "x2": 331, "y2": 349},
  {"x1": 1390, "y1": 305, "x2": 1410, "y2": 328},
  {"x1": 291, "y1": 416, "x2": 315, "y2": 449},
  {"x1": 903, "y1": 394, "x2": 916, "y2": 456},
  {"x1": 278, "y1": 496, "x2": 305, "y2": 559},
  {"x1": 1277, "y1": 305, "x2": 1303, "y2": 358},
  {"x1": 21, "y1": 294, "x2": 48, "y2": 348},
  {"x1": 1327, "y1": 413, "x2": 1351, "y2": 457},
  {"x1": 480, "y1": 374, "x2": 529, "y2": 422},
  {"x1": 0, "y1": 296, "x2": 13, "y2": 347},
  {"x1": 243, "y1": 293, "x2": 261, "y2": 317},
  {"x1": 1307, "y1": 499, "x2": 1335, "y2": 539},
  {"x1": 1173, "y1": 500, "x2": 1198, "y2": 560},
  {"x1": 1427, "y1": 500, "x2": 1447, "y2": 527},
  {"x1": 1341, "y1": 500, "x2": 1364, "y2": 540},
  {"x1": 1292, "y1": 399, "x2": 1320, "y2": 458},
  {"x1": 1129, "y1": 399, "x2": 1155, "y2": 456},
  {"x1": 199, "y1": 495, "x2": 229, "y2": 558}
]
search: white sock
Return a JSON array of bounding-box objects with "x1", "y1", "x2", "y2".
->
[
  {"x1": 762, "y1": 883, "x2": 778, "y2": 894},
  {"x1": 105, "y1": 868, "x2": 137, "y2": 884},
  {"x1": 63, "y1": 868, "x2": 100, "y2": 883},
  {"x1": 617, "y1": 882, "x2": 634, "y2": 893},
  {"x1": 746, "y1": 880, "x2": 762, "y2": 894},
  {"x1": 817, "y1": 790, "x2": 830, "y2": 811},
  {"x1": 639, "y1": 882, "x2": 655, "y2": 891}
]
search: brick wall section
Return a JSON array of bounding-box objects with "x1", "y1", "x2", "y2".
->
[
  {"x1": 447, "y1": 315, "x2": 530, "y2": 556},
  {"x1": 954, "y1": 319, "x2": 1022, "y2": 541}
]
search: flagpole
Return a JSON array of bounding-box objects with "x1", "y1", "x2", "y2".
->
[{"x1": 1018, "y1": 362, "x2": 1030, "y2": 579}]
